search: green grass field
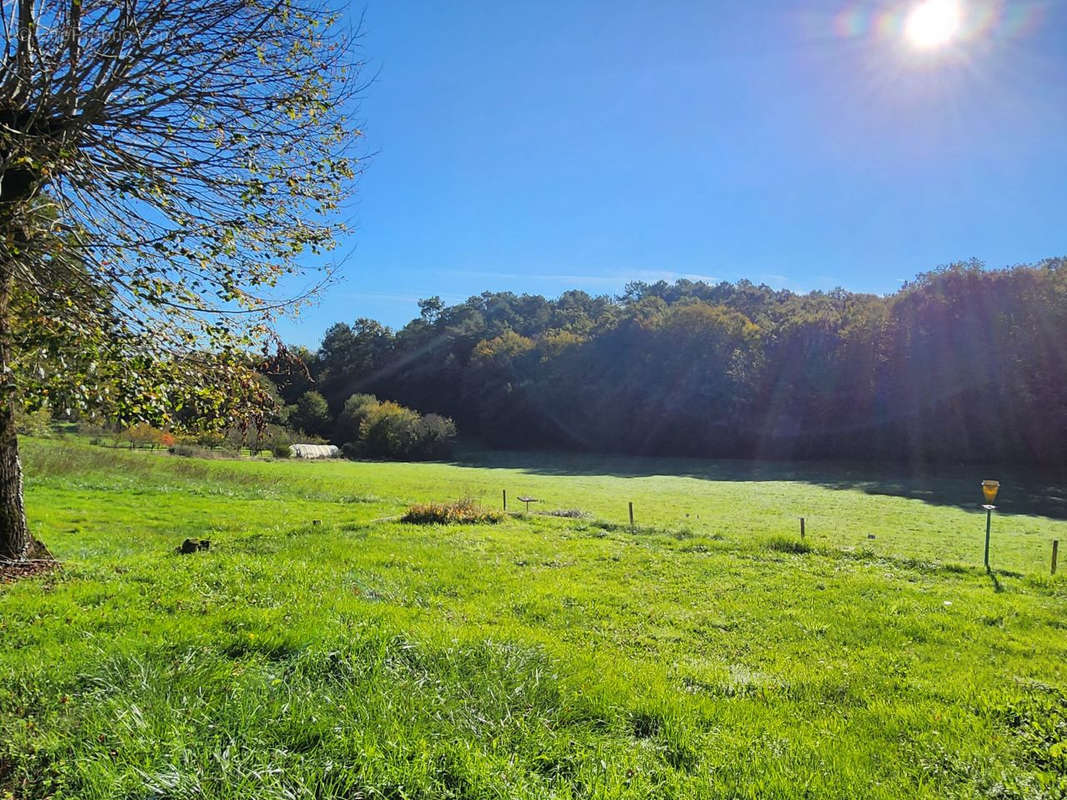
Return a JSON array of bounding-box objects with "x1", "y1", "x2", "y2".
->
[{"x1": 2, "y1": 438, "x2": 1065, "y2": 799}]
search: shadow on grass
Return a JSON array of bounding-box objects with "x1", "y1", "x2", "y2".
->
[
  {"x1": 986, "y1": 568, "x2": 1005, "y2": 593},
  {"x1": 452, "y1": 448, "x2": 1067, "y2": 520}
]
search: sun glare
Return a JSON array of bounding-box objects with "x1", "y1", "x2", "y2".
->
[{"x1": 905, "y1": 0, "x2": 963, "y2": 48}]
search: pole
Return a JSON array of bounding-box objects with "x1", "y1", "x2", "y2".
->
[
  {"x1": 1053, "y1": 540, "x2": 1059, "y2": 576},
  {"x1": 984, "y1": 508, "x2": 992, "y2": 570},
  {"x1": 629, "y1": 501, "x2": 634, "y2": 531},
  {"x1": 800, "y1": 517, "x2": 805, "y2": 539},
  {"x1": 502, "y1": 489, "x2": 506, "y2": 511}
]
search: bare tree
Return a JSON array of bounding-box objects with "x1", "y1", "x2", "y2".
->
[{"x1": 0, "y1": 0, "x2": 364, "y2": 559}]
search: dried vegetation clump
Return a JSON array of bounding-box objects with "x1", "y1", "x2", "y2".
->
[{"x1": 402, "y1": 498, "x2": 504, "y2": 525}]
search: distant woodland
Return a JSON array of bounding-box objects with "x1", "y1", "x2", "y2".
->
[{"x1": 266, "y1": 259, "x2": 1067, "y2": 466}]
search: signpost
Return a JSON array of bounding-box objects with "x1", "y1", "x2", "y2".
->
[
  {"x1": 516, "y1": 495, "x2": 540, "y2": 512},
  {"x1": 981, "y1": 480, "x2": 999, "y2": 570}
]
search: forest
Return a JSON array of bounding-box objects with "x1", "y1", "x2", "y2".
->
[{"x1": 267, "y1": 259, "x2": 1066, "y2": 466}]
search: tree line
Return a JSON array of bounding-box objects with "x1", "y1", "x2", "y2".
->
[{"x1": 266, "y1": 259, "x2": 1066, "y2": 466}]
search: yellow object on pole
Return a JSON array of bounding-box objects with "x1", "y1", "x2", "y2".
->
[{"x1": 980, "y1": 480, "x2": 1000, "y2": 571}]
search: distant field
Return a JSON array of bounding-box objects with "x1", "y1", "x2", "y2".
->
[{"x1": 2, "y1": 438, "x2": 1065, "y2": 798}]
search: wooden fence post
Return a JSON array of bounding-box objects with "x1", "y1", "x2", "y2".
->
[
  {"x1": 629, "y1": 502, "x2": 634, "y2": 531},
  {"x1": 800, "y1": 517, "x2": 805, "y2": 539},
  {"x1": 1053, "y1": 540, "x2": 1059, "y2": 576},
  {"x1": 502, "y1": 489, "x2": 507, "y2": 511}
]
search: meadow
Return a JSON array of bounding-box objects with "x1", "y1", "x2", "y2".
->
[{"x1": 1, "y1": 438, "x2": 1065, "y2": 799}]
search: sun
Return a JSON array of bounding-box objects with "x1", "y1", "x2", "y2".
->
[{"x1": 905, "y1": 0, "x2": 963, "y2": 49}]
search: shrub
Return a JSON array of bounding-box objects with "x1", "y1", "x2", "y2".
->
[
  {"x1": 401, "y1": 497, "x2": 504, "y2": 525},
  {"x1": 412, "y1": 413, "x2": 457, "y2": 460},
  {"x1": 224, "y1": 427, "x2": 251, "y2": 451},
  {"x1": 121, "y1": 422, "x2": 169, "y2": 449},
  {"x1": 15, "y1": 404, "x2": 52, "y2": 437},
  {"x1": 335, "y1": 393, "x2": 380, "y2": 444},
  {"x1": 195, "y1": 430, "x2": 227, "y2": 449},
  {"x1": 242, "y1": 423, "x2": 296, "y2": 456},
  {"x1": 343, "y1": 401, "x2": 457, "y2": 461},
  {"x1": 359, "y1": 401, "x2": 421, "y2": 458}
]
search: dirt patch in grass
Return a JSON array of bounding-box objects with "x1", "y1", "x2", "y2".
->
[
  {"x1": 0, "y1": 541, "x2": 58, "y2": 584},
  {"x1": 1, "y1": 538, "x2": 58, "y2": 584},
  {"x1": 0, "y1": 557, "x2": 59, "y2": 584}
]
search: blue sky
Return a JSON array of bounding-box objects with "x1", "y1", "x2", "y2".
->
[{"x1": 276, "y1": 0, "x2": 1066, "y2": 346}]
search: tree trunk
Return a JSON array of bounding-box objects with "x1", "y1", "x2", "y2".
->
[
  {"x1": 0, "y1": 396, "x2": 28, "y2": 560},
  {"x1": 0, "y1": 264, "x2": 31, "y2": 561},
  {"x1": 0, "y1": 0, "x2": 44, "y2": 560}
]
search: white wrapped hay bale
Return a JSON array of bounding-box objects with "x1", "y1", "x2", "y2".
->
[{"x1": 288, "y1": 443, "x2": 340, "y2": 459}]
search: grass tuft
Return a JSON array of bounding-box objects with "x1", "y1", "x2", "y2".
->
[
  {"x1": 765, "y1": 535, "x2": 812, "y2": 554},
  {"x1": 401, "y1": 497, "x2": 504, "y2": 525}
]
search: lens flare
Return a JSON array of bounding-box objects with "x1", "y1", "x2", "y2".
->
[
  {"x1": 827, "y1": 0, "x2": 1044, "y2": 49},
  {"x1": 905, "y1": 0, "x2": 963, "y2": 48}
]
